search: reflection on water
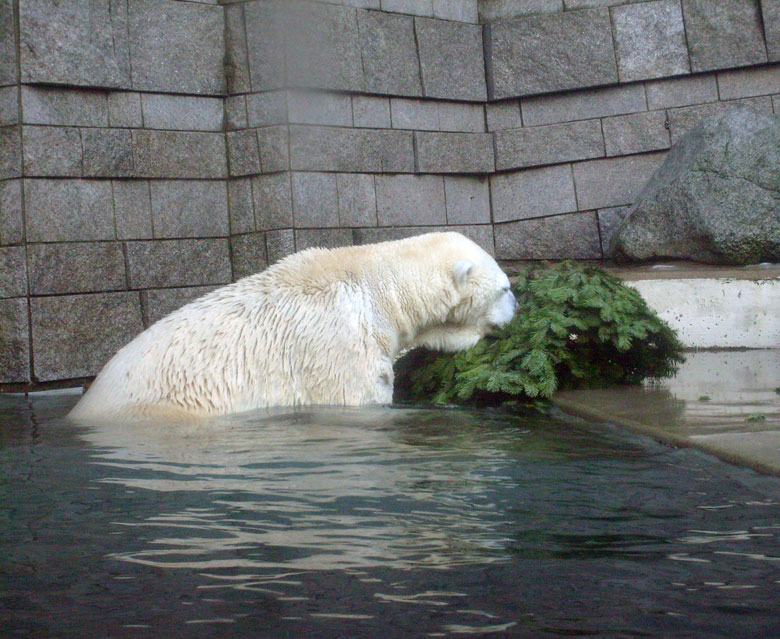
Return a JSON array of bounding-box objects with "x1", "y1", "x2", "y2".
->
[{"x1": 2, "y1": 393, "x2": 780, "y2": 638}]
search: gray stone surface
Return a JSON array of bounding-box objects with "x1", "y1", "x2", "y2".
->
[
  {"x1": 765, "y1": 0, "x2": 780, "y2": 61},
  {"x1": 0, "y1": 298, "x2": 29, "y2": 383},
  {"x1": 494, "y1": 119, "x2": 604, "y2": 170},
  {"x1": 82, "y1": 128, "x2": 134, "y2": 177},
  {"x1": 226, "y1": 96, "x2": 247, "y2": 132},
  {"x1": 19, "y1": 0, "x2": 131, "y2": 89},
  {"x1": 257, "y1": 126, "x2": 290, "y2": 173},
  {"x1": 438, "y1": 102, "x2": 485, "y2": 132},
  {"x1": 597, "y1": 206, "x2": 631, "y2": 257},
  {"x1": 359, "y1": 10, "x2": 423, "y2": 96},
  {"x1": 488, "y1": 8, "x2": 617, "y2": 99},
  {"x1": 246, "y1": 91, "x2": 287, "y2": 128},
  {"x1": 415, "y1": 18, "x2": 486, "y2": 101},
  {"x1": 353, "y1": 96, "x2": 392, "y2": 128},
  {"x1": 108, "y1": 91, "x2": 143, "y2": 128},
  {"x1": 612, "y1": 0, "x2": 689, "y2": 82},
  {"x1": 667, "y1": 97, "x2": 773, "y2": 142},
  {"x1": 113, "y1": 180, "x2": 152, "y2": 239},
  {"x1": 132, "y1": 130, "x2": 227, "y2": 179},
  {"x1": 27, "y1": 242, "x2": 126, "y2": 295},
  {"x1": 479, "y1": 0, "x2": 563, "y2": 21},
  {"x1": 495, "y1": 212, "x2": 602, "y2": 260},
  {"x1": 141, "y1": 94, "x2": 223, "y2": 131},
  {"x1": 292, "y1": 172, "x2": 339, "y2": 228},
  {"x1": 486, "y1": 102, "x2": 523, "y2": 131},
  {"x1": 244, "y1": 1, "x2": 286, "y2": 91},
  {"x1": 0, "y1": 246, "x2": 26, "y2": 298},
  {"x1": 603, "y1": 111, "x2": 671, "y2": 157},
  {"x1": 0, "y1": 87, "x2": 17, "y2": 127},
  {"x1": 227, "y1": 130, "x2": 261, "y2": 177},
  {"x1": 265, "y1": 228, "x2": 296, "y2": 264},
  {"x1": 141, "y1": 285, "x2": 218, "y2": 326},
  {"x1": 337, "y1": 173, "x2": 378, "y2": 227},
  {"x1": 717, "y1": 66, "x2": 780, "y2": 100},
  {"x1": 390, "y1": 98, "x2": 440, "y2": 130},
  {"x1": 645, "y1": 74, "x2": 719, "y2": 110},
  {"x1": 127, "y1": 0, "x2": 225, "y2": 94},
  {"x1": 0, "y1": 126, "x2": 21, "y2": 179},
  {"x1": 682, "y1": 0, "x2": 767, "y2": 72},
  {"x1": 375, "y1": 174, "x2": 446, "y2": 226},
  {"x1": 25, "y1": 179, "x2": 115, "y2": 242},
  {"x1": 31, "y1": 292, "x2": 143, "y2": 381},
  {"x1": 0, "y1": 179, "x2": 23, "y2": 245},
  {"x1": 433, "y1": 0, "x2": 479, "y2": 22},
  {"x1": 383, "y1": 0, "x2": 433, "y2": 15},
  {"x1": 295, "y1": 228, "x2": 353, "y2": 251},
  {"x1": 612, "y1": 110, "x2": 780, "y2": 265},
  {"x1": 415, "y1": 131, "x2": 495, "y2": 173},
  {"x1": 287, "y1": 91, "x2": 353, "y2": 127},
  {"x1": 573, "y1": 152, "x2": 667, "y2": 210},
  {"x1": 521, "y1": 84, "x2": 646, "y2": 126},
  {"x1": 224, "y1": 4, "x2": 251, "y2": 94},
  {"x1": 228, "y1": 178, "x2": 255, "y2": 235},
  {"x1": 444, "y1": 176, "x2": 490, "y2": 225},
  {"x1": 253, "y1": 173, "x2": 293, "y2": 230},
  {"x1": 22, "y1": 126, "x2": 82, "y2": 176},
  {"x1": 126, "y1": 239, "x2": 231, "y2": 288},
  {"x1": 490, "y1": 164, "x2": 577, "y2": 223},
  {"x1": 0, "y1": 0, "x2": 17, "y2": 86},
  {"x1": 21, "y1": 87, "x2": 108, "y2": 126},
  {"x1": 230, "y1": 232, "x2": 268, "y2": 280},
  {"x1": 289, "y1": 126, "x2": 415, "y2": 173},
  {"x1": 150, "y1": 181, "x2": 229, "y2": 238}
]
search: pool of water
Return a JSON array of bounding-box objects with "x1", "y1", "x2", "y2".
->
[{"x1": 2, "y1": 393, "x2": 780, "y2": 638}]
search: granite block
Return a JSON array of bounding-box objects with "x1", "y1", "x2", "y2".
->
[
  {"x1": 253, "y1": 173, "x2": 293, "y2": 230},
  {"x1": 486, "y1": 102, "x2": 523, "y2": 131},
  {"x1": 0, "y1": 0, "x2": 17, "y2": 86},
  {"x1": 603, "y1": 111, "x2": 671, "y2": 157},
  {"x1": 443, "y1": 176, "x2": 490, "y2": 225},
  {"x1": 382, "y1": 0, "x2": 433, "y2": 15},
  {"x1": 391, "y1": 98, "x2": 440, "y2": 130},
  {"x1": 0, "y1": 87, "x2": 17, "y2": 127},
  {"x1": 666, "y1": 96, "x2": 774, "y2": 142},
  {"x1": 345, "y1": 0, "x2": 381, "y2": 7},
  {"x1": 228, "y1": 178, "x2": 255, "y2": 235},
  {"x1": 227, "y1": 130, "x2": 261, "y2": 177},
  {"x1": 337, "y1": 173, "x2": 378, "y2": 227},
  {"x1": 494, "y1": 211, "x2": 602, "y2": 260},
  {"x1": 141, "y1": 285, "x2": 218, "y2": 326},
  {"x1": 0, "y1": 126, "x2": 21, "y2": 179},
  {"x1": 765, "y1": 0, "x2": 780, "y2": 61},
  {"x1": 108, "y1": 92, "x2": 143, "y2": 128},
  {"x1": 25, "y1": 179, "x2": 115, "y2": 242},
  {"x1": 572, "y1": 151, "x2": 667, "y2": 210},
  {"x1": 0, "y1": 179, "x2": 23, "y2": 245},
  {"x1": 682, "y1": 0, "x2": 767, "y2": 72},
  {"x1": 295, "y1": 228, "x2": 353, "y2": 252},
  {"x1": 27, "y1": 242, "x2": 126, "y2": 295},
  {"x1": 437, "y1": 102, "x2": 485, "y2": 132},
  {"x1": 292, "y1": 172, "x2": 339, "y2": 228},
  {"x1": 359, "y1": 10, "x2": 423, "y2": 96},
  {"x1": 0, "y1": 298, "x2": 29, "y2": 383},
  {"x1": 132, "y1": 130, "x2": 227, "y2": 179},
  {"x1": 354, "y1": 223, "x2": 494, "y2": 254},
  {"x1": 611, "y1": 0, "x2": 689, "y2": 82},
  {"x1": 247, "y1": 91, "x2": 288, "y2": 128},
  {"x1": 414, "y1": 131, "x2": 495, "y2": 173},
  {"x1": 490, "y1": 164, "x2": 577, "y2": 223},
  {"x1": 717, "y1": 66, "x2": 780, "y2": 100},
  {"x1": 266, "y1": 228, "x2": 296, "y2": 264},
  {"x1": 230, "y1": 232, "x2": 268, "y2": 280},
  {"x1": 488, "y1": 8, "x2": 617, "y2": 99},
  {"x1": 113, "y1": 180, "x2": 152, "y2": 239},
  {"x1": 31, "y1": 292, "x2": 143, "y2": 381},
  {"x1": 494, "y1": 119, "x2": 604, "y2": 171},
  {"x1": 141, "y1": 94, "x2": 223, "y2": 131},
  {"x1": 226, "y1": 96, "x2": 248, "y2": 131},
  {"x1": 433, "y1": 0, "x2": 479, "y2": 22},
  {"x1": 478, "y1": 0, "x2": 562, "y2": 21},
  {"x1": 244, "y1": 0, "x2": 287, "y2": 91},
  {"x1": 127, "y1": 0, "x2": 225, "y2": 94},
  {"x1": 257, "y1": 126, "x2": 290, "y2": 173},
  {"x1": 126, "y1": 239, "x2": 231, "y2": 289},
  {"x1": 287, "y1": 91, "x2": 353, "y2": 126},
  {"x1": 597, "y1": 205, "x2": 631, "y2": 257},
  {"x1": 0, "y1": 246, "x2": 26, "y2": 298},
  {"x1": 22, "y1": 126, "x2": 82, "y2": 177},
  {"x1": 289, "y1": 126, "x2": 415, "y2": 173},
  {"x1": 644, "y1": 74, "x2": 719, "y2": 110},
  {"x1": 521, "y1": 84, "x2": 646, "y2": 126},
  {"x1": 225, "y1": 4, "x2": 251, "y2": 94},
  {"x1": 150, "y1": 181, "x2": 229, "y2": 238},
  {"x1": 375, "y1": 174, "x2": 446, "y2": 225},
  {"x1": 353, "y1": 96, "x2": 392, "y2": 128},
  {"x1": 415, "y1": 18, "x2": 486, "y2": 101},
  {"x1": 81, "y1": 128, "x2": 134, "y2": 177},
  {"x1": 19, "y1": 0, "x2": 131, "y2": 89},
  {"x1": 21, "y1": 86, "x2": 108, "y2": 126}
]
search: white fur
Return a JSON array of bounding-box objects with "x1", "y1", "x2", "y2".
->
[{"x1": 68, "y1": 232, "x2": 516, "y2": 420}]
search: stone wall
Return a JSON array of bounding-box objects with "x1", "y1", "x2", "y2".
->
[{"x1": 1, "y1": 0, "x2": 780, "y2": 385}]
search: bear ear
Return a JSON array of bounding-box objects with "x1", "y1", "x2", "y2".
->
[{"x1": 453, "y1": 260, "x2": 475, "y2": 289}]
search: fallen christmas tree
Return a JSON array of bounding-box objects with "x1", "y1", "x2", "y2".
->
[{"x1": 394, "y1": 261, "x2": 685, "y2": 406}]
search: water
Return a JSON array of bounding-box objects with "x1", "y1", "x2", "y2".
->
[{"x1": 2, "y1": 393, "x2": 780, "y2": 638}]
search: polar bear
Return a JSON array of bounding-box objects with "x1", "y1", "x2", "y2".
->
[{"x1": 68, "y1": 232, "x2": 517, "y2": 420}]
